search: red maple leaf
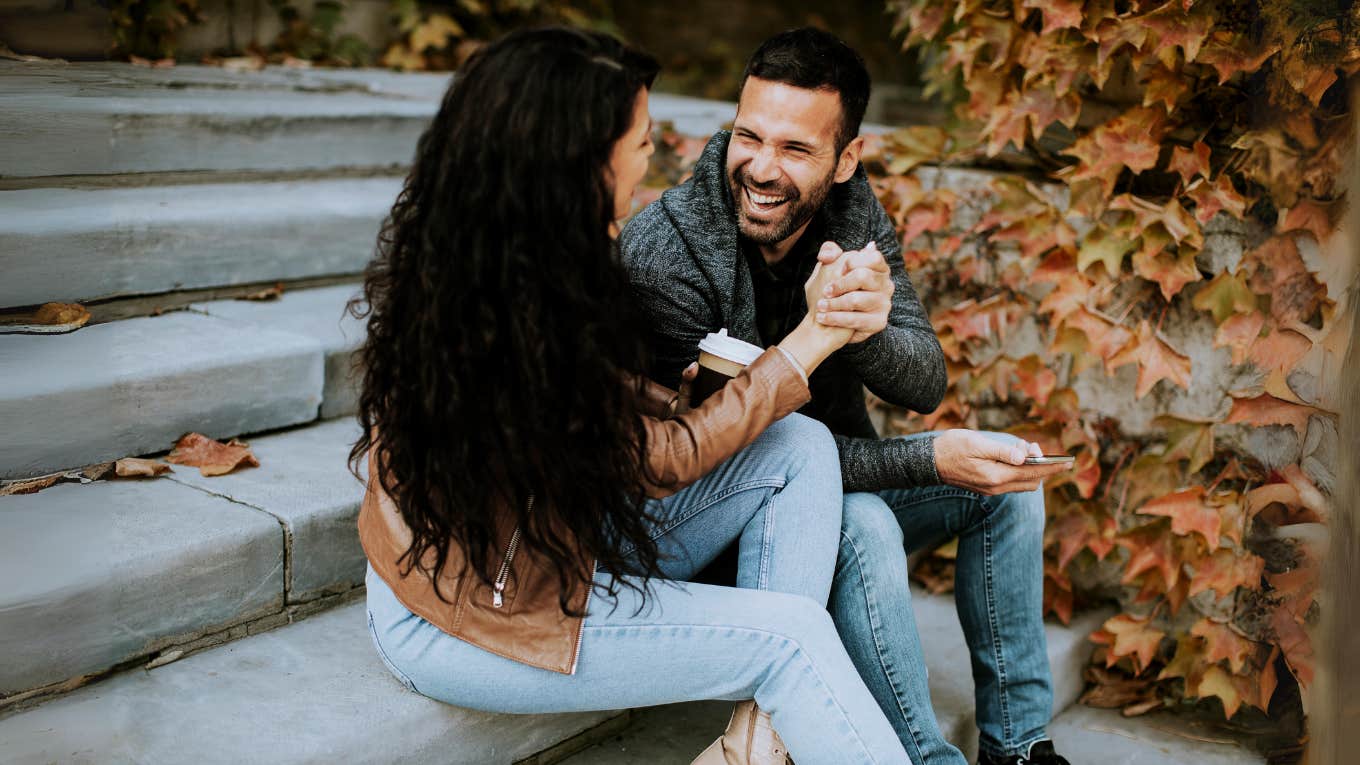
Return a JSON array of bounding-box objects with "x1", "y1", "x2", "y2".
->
[
  {"x1": 1185, "y1": 548, "x2": 1265, "y2": 599},
  {"x1": 1091, "y1": 614, "x2": 1166, "y2": 674},
  {"x1": 1064, "y1": 107, "x2": 1166, "y2": 196},
  {"x1": 1225, "y1": 393, "x2": 1324, "y2": 439},
  {"x1": 1107, "y1": 320, "x2": 1193, "y2": 398}
]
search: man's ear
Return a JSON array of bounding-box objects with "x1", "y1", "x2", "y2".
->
[{"x1": 833, "y1": 135, "x2": 865, "y2": 184}]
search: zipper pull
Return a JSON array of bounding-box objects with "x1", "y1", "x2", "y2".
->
[{"x1": 493, "y1": 581, "x2": 505, "y2": 608}]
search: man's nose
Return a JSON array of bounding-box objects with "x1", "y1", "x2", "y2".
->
[{"x1": 747, "y1": 146, "x2": 780, "y2": 184}]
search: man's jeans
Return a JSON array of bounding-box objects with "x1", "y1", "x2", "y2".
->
[{"x1": 829, "y1": 432, "x2": 1052, "y2": 764}]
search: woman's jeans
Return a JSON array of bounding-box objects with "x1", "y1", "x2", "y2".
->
[
  {"x1": 829, "y1": 432, "x2": 1051, "y2": 764},
  {"x1": 365, "y1": 414, "x2": 914, "y2": 765}
]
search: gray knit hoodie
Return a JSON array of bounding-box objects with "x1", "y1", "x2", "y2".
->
[{"x1": 620, "y1": 131, "x2": 949, "y2": 492}]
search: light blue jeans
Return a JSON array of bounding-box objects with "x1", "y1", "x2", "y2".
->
[
  {"x1": 366, "y1": 414, "x2": 913, "y2": 765},
  {"x1": 830, "y1": 432, "x2": 1051, "y2": 763}
]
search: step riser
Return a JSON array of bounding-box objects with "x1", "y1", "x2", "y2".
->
[
  {"x1": 0, "y1": 419, "x2": 366, "y2": 702},
  {"x1": 0, "y1": 180, "x2": 397, "y2": 308},
  {"x1": 0, "y1": 312, "x2": 324, "y2": 480},
  {"x1": 0, "y1": 108, "x2": 431, "y2": 179},
  {"x1": 0, "y1": 480, "x2": 285, "y2": 698}
]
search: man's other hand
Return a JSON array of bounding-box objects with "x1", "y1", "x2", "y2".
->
[
  {"x1": 933, "y1": 430, "x2": 1072, "y2": 495},
  {"x1": 814, "y1": 240, "x2": 894, "y2": 343}
]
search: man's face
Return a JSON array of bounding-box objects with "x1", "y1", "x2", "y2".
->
[{"x1": 726, "y1": 77, "x2": 845, "y2": 248}]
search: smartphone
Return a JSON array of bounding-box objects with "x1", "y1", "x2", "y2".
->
[{"x1": 1024, "y1": 455, "x2": 1075, "y2": 465}]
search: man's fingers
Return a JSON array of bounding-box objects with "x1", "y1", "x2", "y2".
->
[
  {"x1": 842, "y1": 246, "x2": 890, "y2": 274},
  {"x1": 817, "y1": 291, "x2": 885, "y2": 314},
  {"x1": 815, "y1": 311, "x2": 887, "y2": 332},
  {"x1": 971, "y1": 435, "x2": 1029, "y2": 466},
  {"x1": 1027, "y1": 441, "x2": 1044, "y2": 458},
  {"x1": 816, "y1": 241, "x2": 845, "y2": 264},
  {"x1": 823, "y1": 268, "x2": 892, "y2": 298},
  {"x1": 681, "y1": 361, "x2": 699, "y2": 382}
]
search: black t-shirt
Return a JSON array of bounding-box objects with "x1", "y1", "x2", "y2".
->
[{"x1": 740, "y1": 219, "x2": 879, "y2": 441}]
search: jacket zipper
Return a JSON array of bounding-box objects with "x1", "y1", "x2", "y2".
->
[
  {"x1": 569, "y1": 560, "x2": 596, "y2": 675},
  {"x1": 492, "y1": 495, "x2": 532, "y2": 608}
]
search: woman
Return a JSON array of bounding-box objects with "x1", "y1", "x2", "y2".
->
[{"x1": 350, "y1": 27, "x2": 912, "y2": 765}]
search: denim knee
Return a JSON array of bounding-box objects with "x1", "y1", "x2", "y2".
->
[
  {"x1": 762, "y1": 412, "x2": 837, "y2": 468},
  {"x1": 840, "y1": 493, "x2": 904, "y2": 557},
  {"x1": 986, "y1": 486, "x2": 1045, "y2": 546}
]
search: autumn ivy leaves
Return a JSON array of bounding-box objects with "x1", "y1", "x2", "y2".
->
[{"x1": 881, "y1": 0, "x2": 1355, "y2": 725}]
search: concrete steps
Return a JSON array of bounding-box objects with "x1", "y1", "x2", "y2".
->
[
  {"x1": 0, "y1": 599, "x2": 622, "y2": 765},
  {"x1": 0, "y1": 180, "x2": 397, "y2": 307},
  {"x1": 0, "y1": 283, "x2": 362, "y2": 480},
  {"x1": 0, "y1": 61, "x2": 737, "y2": 181},
  {"x1": 0, "y1": 417, "x2": 365, "y2": 704}
]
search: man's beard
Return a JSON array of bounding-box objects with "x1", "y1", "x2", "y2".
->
[{"x1": 728, "y1": 164, "x2": 835, "y2": 247}]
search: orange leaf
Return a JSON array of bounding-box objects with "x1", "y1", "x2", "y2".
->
[
  {"x1": 1246, "y1": 236, "x2": 1326, "y2": 325},
  {"x1": 1107, "y1": 320, "x2": 1192, "y2": 398},
  {"x1": 1141, "y1": 64, "x2": 1189, "y2": 110},
  {"x1": 1137, "y1": 487, "x2": 1224, "y2": 548},
  {"x1": 1094, "y1": 614, "x2": 1166, "y2": 674},
  {"x1": 1142, "y1": 1, "x2": 1213, "y2": 65},
  {"x1": 1133, "y1": 246, "x2": 1203, "y2": 301},
  {"x1": 1013, "y1": 354, "x2": 1058, "y2": 405},
  {"x1": 1186, "y1": 548, "x2": 1264, "y2": 598},
  {"x1": 1225, "y1": 393, "x2": 1323, "y2": 439},
  {"x1": 1064, "y1": 107, "x2": 1166, "y2": 197},
  {"x1": 1037, "y1": 276, "x2": 1091, "y2": 321},
  {"x1": 1184, "y1": 175, "x2": 1247, "y2": 224},
  {"x1": 1194, "y1": 664, "x2": 1244, "y2": 718},
  {"x1": 1196, "y1": 31, "x2": 1279, "y2": 84},
  {"x1": 1212, "y1": 312, "x2": 1265, "y2": 365},
  {"x1": 1119, "y1": 522, "x2": 1182, "y2": 591},
  {"x1": 0, "y1": 302, "x2": 92, "y2": 335},
  {"x1": 1062, "y1": 308, "x2": 1135, "y2": 366},
  {"x1": 166, "y1": 433, "x2": 260, "y2": 477},
  {"x1": 114, "y1": 458, "x2": 173, "y2": 478},
  {"x1": 1190, "y1": 619, "x2": 1258, "y2": 674},
  {"x1": 1168, "y1": 142, "x2": 1212, "y2": 186},
  {"x1": 1246, "y1": 325, "x2": 1311, "y2": 378},
  {"x1": 1280, "y1": 198, "x2": 1344, "y2": 243}
]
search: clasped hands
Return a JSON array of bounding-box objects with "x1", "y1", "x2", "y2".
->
[{"x1": 808, "y1": 241, "x2": 894, "y2": 344}]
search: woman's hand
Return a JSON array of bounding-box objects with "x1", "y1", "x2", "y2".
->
[
  {"x1": 673, "y1": 362, "x2": 699, "y2": 415},
  {"x1": 778, "y1": 245, "x2": 854, "y2": 377}
]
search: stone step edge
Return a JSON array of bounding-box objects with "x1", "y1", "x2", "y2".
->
[
  {"x1": 0, "y1": 584, "x2": 362, "y2": 718},
  {"x1": 515, "y1": 711, "x2": 636, "y2": 765}
]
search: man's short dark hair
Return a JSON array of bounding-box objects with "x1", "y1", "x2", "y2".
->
[{"x1": 740, "y1": 27, "x2": 871, "y2": 152}]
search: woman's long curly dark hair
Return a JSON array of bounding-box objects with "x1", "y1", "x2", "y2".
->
[{"x1": 349, "y1": 27, "x2": 663, "y2": 614}]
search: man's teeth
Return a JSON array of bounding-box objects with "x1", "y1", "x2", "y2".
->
[{"x1": 747, "y1": 188, "x2": 787, "y2": 206}]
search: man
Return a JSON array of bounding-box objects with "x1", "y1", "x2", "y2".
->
[{"x1": 622, "y1": 28, "x2": 1074, "y2": 765}]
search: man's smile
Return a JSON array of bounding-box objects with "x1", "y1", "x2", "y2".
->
[{"x1": 742, "y1": 185, "x2": 793, "y2": 218}]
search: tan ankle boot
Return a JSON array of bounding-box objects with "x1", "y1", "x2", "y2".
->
[{"x1": 690, "y1": 700, "x2": 790, "y2": 765}]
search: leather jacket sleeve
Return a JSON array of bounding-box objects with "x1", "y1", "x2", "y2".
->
[{"x1": 640, "y1": 348, "x2": 811, "y2": 499}]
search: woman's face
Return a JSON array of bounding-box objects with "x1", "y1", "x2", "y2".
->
[{"x1": 608, "y1": 87, "x2": 655, "y2": 222}]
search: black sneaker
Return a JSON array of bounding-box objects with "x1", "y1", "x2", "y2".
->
[{"x1": 976, "y1": 739, "x2": 1071, "y2": 765}]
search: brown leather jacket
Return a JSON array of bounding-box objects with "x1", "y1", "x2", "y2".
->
[{"x1": 358, "y1": 347, "x2": 812, "y2": 674}]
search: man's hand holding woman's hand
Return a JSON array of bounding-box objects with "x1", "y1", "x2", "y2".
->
[
  {"x1": 814, "y1": 241, "x2": 894, "y2": 343},
  {"x1": 932, "y1": 430, "x2": 1073, "y2": 495}
]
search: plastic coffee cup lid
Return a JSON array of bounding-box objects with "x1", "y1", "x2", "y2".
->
[{"x1": 698, "y1": 329, "x2": 764, "y2": 366}]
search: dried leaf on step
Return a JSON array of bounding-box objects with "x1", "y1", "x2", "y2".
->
[
  {"x1": 0, "y1": 303, "x2": 91, "y2": 335},
  {"x1": 166, "y1": 433, "x2": 260, "y2": 477},
  {"x1": 114, "y1": 458, "x2": 173, "y2": 478},
  {"x1": 238, "y1": 282, "x2": 285, "y2": 301},
  {"x1": 0, "y1": 473, "x2": 65, "y2": 496}
]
